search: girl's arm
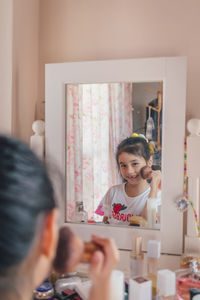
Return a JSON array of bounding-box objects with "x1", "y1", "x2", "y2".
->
[
  {"x1": 103, "y1": 216, "x2": 109, "y2": 223},
  {"x1": 88, "y1": 235, "x2": 119, "y2": 300},
  {"x1": 142, "y1": 170, "x2": 162, "y2": 220},
  {"x1": 102, "y1": 187, "x2": 114, "y2": 223},
  {"x1": 149, "y1": 170, "x2": 161, "y2": 198}
]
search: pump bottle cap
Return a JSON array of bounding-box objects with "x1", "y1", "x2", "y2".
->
[
  {"x1": 147, "y1": 240, "x2": 161, "y2": 258},
  {"x1": 157, "y1": 269, "x2": 176, "y2": 297},
  {"x1": 190, "y1": 288, "x2": 200, "y2": 300}
]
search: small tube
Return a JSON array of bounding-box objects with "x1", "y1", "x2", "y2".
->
[
  {"x1": 147, "y1": 198, "x2": 158, "y2": 228},
  {"x1": 130, "y1": 236, "x2": 144, "y2": 277},
  {"x1": 147, "y1": 240, "x2": 161, "y2": 297}
]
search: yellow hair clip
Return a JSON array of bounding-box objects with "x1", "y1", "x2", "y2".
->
[
  {"x1": 132, "y1": 133, "x2": 139, "y2": 137},
  {"x1": 131, "y1": 133, "x2": 155, "y2": 154},
  {"x1": 131, "y1": 133, "x2": 148, "y2": 142},
  {"x1": 149, "y1": 143, "x2": 154, "y2": 154}
]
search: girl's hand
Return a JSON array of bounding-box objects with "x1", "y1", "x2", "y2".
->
[
  {"x1": 88, "y1": 235, "x2": 119, "y2": 300},
  {"x1": 149, "y1": 170, "x2": 161, "y2": 198},
  {"x1": 88, "y1": 235, "x2": 119, "y2": 282}
]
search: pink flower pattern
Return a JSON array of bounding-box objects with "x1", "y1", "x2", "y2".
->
[{"x1": 66, "y1": 83, "x2": 133, "y2": 221}]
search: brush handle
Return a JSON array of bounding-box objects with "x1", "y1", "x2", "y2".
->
[{"x1": 81, "y1": 242, "x2": 102, "y2": 263}]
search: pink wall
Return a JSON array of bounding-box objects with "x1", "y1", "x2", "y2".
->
[{"x1": 39, "y1": 0, "x2": 200, "y2": 122}]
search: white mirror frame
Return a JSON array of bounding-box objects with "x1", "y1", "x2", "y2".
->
[{"x1": 45, "y1": 57, "x2": 187, "y2": 255}]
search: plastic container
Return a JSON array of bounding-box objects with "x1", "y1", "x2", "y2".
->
[{"x1": 33, "y1": 282, "x2": 54, "y2": 300}]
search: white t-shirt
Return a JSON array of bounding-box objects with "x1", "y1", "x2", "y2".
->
[{"x1": 102, "y1": 183, "x2": 161, "y2": 224}]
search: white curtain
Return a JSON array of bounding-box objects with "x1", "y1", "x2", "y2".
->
[{"x1": 66, "y1": 83, "x2": 133, "y2": 221}]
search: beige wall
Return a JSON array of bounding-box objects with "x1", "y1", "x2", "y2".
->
[
  {"x1": 0, "y1": 0, "x2": 13, "y2": 134},
  {"x1": 1, "y1": 0, "x2": 200, "y2": 140},
  {"x1": 12, "y1": 0, "x2": 40, "y2": 141},
  {"x1": 39, "y1": 0, "x2": 200, "y2": 122},
  {"x1": 0, "y1": 0, "x2": 39, "y2": 141}
]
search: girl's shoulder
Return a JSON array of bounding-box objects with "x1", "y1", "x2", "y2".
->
[
  {"x1": 106, "y1": 183, "x2": 124, "y2": 197},
  {"x1": 109, "y1": 183, "x2": 124, "y2": 192}
]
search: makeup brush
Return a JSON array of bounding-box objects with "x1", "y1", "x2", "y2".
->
[
  {"x1": 140, "y1": 166, "x2": 152, "y2": 180},
  {"x1": 53, "y1": 226, "x2": 74, "y2": 274},
  {"x1": 53, "y1": 226, "x2": 103, "y2": 274}
]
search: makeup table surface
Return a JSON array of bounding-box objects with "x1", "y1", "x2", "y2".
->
[{"x1": 75, "y1": 251, "x2": 182, "y2": 279}]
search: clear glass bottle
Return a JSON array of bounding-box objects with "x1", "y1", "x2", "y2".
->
[
  {"x1": 176, "y1": 260, "x2": 200, "y2": 300},
  {"x1": 72, "y1": 201, "x2": 88, "y2": 223},
  {"x1": 130, "y1": 236, "x2": 144, "y2": 278},
  {"x1": 146, "y1": 240, "x2": 161, "y2": 298}
]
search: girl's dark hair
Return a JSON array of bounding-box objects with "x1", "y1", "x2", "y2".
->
[
  {"x1": 116, "y1": 136, "x2": 151, "y2": 165},
  {"x1": 0, "y1": 135, "x2": 57, "y2": 273}
]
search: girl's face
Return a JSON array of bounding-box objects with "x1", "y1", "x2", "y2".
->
[{"x1": 118, "y1": 152, "x2": 151, "y2": 185}]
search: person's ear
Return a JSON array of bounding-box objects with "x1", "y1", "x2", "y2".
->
[
  {"x1": 147, "y1": 156, "x2": 153, "y2": 167},
  {"x1": 30, "y1": 209, "x2": 59, "y2": 288},
  {"x1": 41, "y1": 208, "x2": 59, "y2": 260}
]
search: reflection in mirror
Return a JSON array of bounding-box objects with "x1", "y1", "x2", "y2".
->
[{"x1": 66, "y1": 82, "x2": 162, "y2": 229}]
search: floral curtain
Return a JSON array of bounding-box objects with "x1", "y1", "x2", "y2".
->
[{"x1": 66, "y1": 83, "x2": 133, "y2": 221}]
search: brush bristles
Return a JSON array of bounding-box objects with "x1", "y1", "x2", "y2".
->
[
  {"x1": 140, "y1": 166, "x2": 152, "y2": 180},
  {"x1": 53, "y1": 226, "x2": 73, "y2": 274}
]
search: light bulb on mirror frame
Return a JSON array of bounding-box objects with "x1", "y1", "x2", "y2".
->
[{"x1": 187, "y1": 118, "x2": 200, "y2": 136}]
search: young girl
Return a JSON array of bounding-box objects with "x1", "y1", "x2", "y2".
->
[{"x1": 102, "y1": 136, "x2": 161, "y2": 224}]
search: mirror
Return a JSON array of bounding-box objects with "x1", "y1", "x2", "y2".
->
[
  {"x1": 66, "y1": 81, "x2": 162, "y2": 229},
  {"x1": 45, "y1": 57, "x2": 186, "y2": 254}
]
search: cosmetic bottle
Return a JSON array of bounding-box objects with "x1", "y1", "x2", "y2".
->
[
  {"x1": 180, "y1": 253, "x2": 200, "y2": 269},
  {"x1": 156, "y1": 269, "x2": 176, "y2": 300},
  {"x1": 55, "y1": 276, "x2": 82, "y2": 294},
  {"x1": 48, "y1": 270, "x2": 59, "y2": 287},
  {"x1": 129, "y1": 276, "x2": 152, "y2": 300},
  {"x1": 153, "y1": 204, "x2": 161, "y2": 230},
  {"x1": 190, "y1": 288, "x2": 200, "y2": 300},
  {"x1": 147, "y1": 240, "x2": 161, "y2": 298},
  {"x1": 33, "y1": 282, "x2": 54, "y2": 300},
  {"x1": 147, "y1": 198, "x2": 158, "y2": 228},
  {"x1": 176, "y1": 260, "x2": 200, "y2": 300},
  {"x1": 109, "y1": 270, "x2": 124, "y2": 300},
  {"x1": 72, "y1": 201, "x2": 88, "y2": 223},
  {"x1": 130, "y1": 236, "x2": 144, "y2": 278}
]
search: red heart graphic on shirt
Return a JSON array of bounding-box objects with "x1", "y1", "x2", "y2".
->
[{"x1": 112, "y1": 203, "x2": 127, "y2": 214}]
